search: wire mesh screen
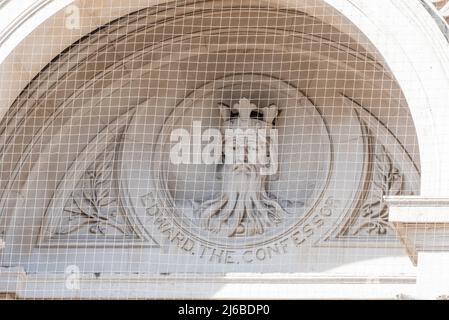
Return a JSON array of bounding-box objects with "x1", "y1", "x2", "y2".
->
[{"x1": 0, "y1": 0, "x2": 423, "y2": 299}]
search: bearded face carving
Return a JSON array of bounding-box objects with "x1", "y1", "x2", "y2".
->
[{"x1": 198, "y1": 98, "x2": 287, "y2": 237}]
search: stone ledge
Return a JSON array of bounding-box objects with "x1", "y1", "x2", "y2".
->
[
  {"x1": 386, "y1": 196, "x2": 449, "y2": 265},
  {"x1": 0, "y1": 271, "x2": 416, "y2": 299},
  {"x1": 0, "y1": 267, "x2": 25, "y2": 298}
]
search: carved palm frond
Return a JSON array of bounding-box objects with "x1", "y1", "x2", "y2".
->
[
  {"x1": 352, "y1": 144, "x2": 404, "y2": 236},
  {"x1": 56, "y1": 144, "x2": 132, "y2": 237}
]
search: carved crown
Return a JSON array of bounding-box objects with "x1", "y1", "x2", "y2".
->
[{"x1": 218, "y1": 98, "x2": 279, "y2": 127}]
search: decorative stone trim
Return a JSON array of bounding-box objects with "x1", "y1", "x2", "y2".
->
[
  {"x1": 0, "y1": 269, "x2": 416, "y2": 299},
  {"x1": 386, "y1": 196, "x2": 449, "y2": 265}
]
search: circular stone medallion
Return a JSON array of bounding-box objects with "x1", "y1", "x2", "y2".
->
[{"x1": 120, "y1": 75, "x2": 364, "y2": 263}]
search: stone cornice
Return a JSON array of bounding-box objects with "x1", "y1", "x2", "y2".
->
[
  {"x1": 387, "y1": 196, "x2": 449, "y2": 265},
  {"x1": 0, "y1": 267, "x2": 417, "y2": 299}
]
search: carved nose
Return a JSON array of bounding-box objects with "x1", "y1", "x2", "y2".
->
[{"x1": 233, "y1": 164, "x2": 253, "y2": 173}]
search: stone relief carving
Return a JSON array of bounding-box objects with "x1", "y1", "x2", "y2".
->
[
  {"x1": 22, "y1": 71, "x2": 418, "y2": 259},
  {"x1": 37, "y1": 95, "x2": 418, "y2": 254},
  {"x1": 339, "y1": 109, "x2": 415, "y2": 239},
  {"x1": 0, "y1": 1, "x2": 424, "y2": 276},
  {"x1": 352, "y1": 143, "x2": 404, "y2": 235},
  {"x1": 50, "y1": 136, "x2": 136, "y2": 239},
  {"x1": 195, "y1": 98, "x2": 288, "y2": 237},
  {"x1": 137, "y1": 75, "x2": 340, "y2": 262}
]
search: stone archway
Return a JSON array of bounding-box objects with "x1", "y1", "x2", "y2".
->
[{"x1": 0, "y1": 0, "x2": 447, "y2": 299}]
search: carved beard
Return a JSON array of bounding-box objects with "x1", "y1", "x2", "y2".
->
[{"x1": 200, "y1": 163, "x2": 286, "y2": 237}]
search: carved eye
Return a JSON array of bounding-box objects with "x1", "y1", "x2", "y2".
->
[
  {"x1": 230, "y1": 110, "x2": 239, "y2": 119},
  {"x1": 250, "y1": 110, "x2": 264, "y2": 121}
]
